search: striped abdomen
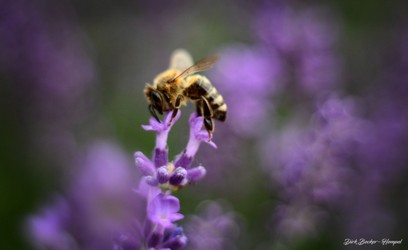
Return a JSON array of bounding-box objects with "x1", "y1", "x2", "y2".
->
[{"x1": 183, "y1": 75, "x2": 227, "y2": 121}]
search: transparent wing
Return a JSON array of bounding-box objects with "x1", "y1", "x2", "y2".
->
[
  {"x1": 169, "y1": 49, "x2": 194, "y2": 72},
  {"x1": 168, "y1": 55, "x2": 219, "y2": 83}
]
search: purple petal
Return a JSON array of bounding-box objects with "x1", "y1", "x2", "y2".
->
[
  {"x1": 162, "y1": 226, "x2": 188, "y2": 249},
  {"x1": 169, "y1": 167, "x2": 188, "y2": 186},
  {"x1": 184, "y1": 113, "x2": 217, "y2": 158},
  {"x1": 194, "y1": 131, "x2": 218, "y2": 149},
  {"x1": 189, "y1": 114, "x2": 218, "y2": 147},
  {"x1": 134, "y1": 151, "x2": 155, "y2": 176},
  {"x1": 164, "y1": 110, "x2": 181, "y2": 125},
  {"x1": 145, "y1": 176, "x2": 159, "y2": 186},
  {"x1": 141, "y1": 117, "x2": 162, "y2": 131},
  {"x1": 27, "y1": 199, "x2": 69, "y2": 248},
  {"x1": 153, "y1": 147, "x2": 168, "y2": 168},
  {"x1": 187, "y1": 166, "x2": 207, "y2": 183},
  {"x1": 164, "y1": 235, "x2": 188, "y2": 250},
  {"x1": 189, "y1": 113, "x2": 203, "y2": 131},
  {"x1": 147, "y1": 230, "x2": 163, "y2": 248},
  {"x1": 157, "y1": 166, "x2": 170, "y2": 184},
  {"x1": 147, "y1": 194, "x2": 183, "y2": 227},
  {"x1": 174, "y1": 151, "x2": 193, "y2": 169},
  {"x1": 142, "y1": 111, "x2": 181, "y2": 133},
  {"x1": 141, "y1": 112, "x2": 178, "y2": 151},
  {"x1": 168, "y1": 213, "x2": 184, "y2": 222},
  {"x1": 137, "y1": 177, "x2": 160, "y2": 201}
]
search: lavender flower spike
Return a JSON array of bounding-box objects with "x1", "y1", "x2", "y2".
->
[
  {"x1": 174, "y1": 113, "x2": 217, "y2": 169},
  {"x1": 135, "y1": 112, "x2": 215, "y2": 191},
  {"x1": 145, "y1": 193, "x2": 187, "y2": 249},
  {"x1": 142, "y1": 111, "x2": 181, "y2": 150},
  {"x1": 142, "y1": 111, "x2": 181, "y2": 168}
]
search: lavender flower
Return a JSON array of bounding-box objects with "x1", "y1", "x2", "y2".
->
[
  {"x1": 0, "y1": 0, "x2": 95, "y2": 170},
  {"x1": 255, "y1": 3, "x2": 340, "y2": 96},
  {"x1": 262, "y1": 96, "x2": 364, "y2": 239},
  {"x1": 211, "y1": 45, "x2": 281, "y2": 137},
  {"x1": 116, "y1": 109, "x2": 222, "y2": 249},
  {"x1": 144, "y1": 194, "x2": 187, "y2": 250},
  {"x1": 185, "y1": 201, "x2": 239, "y2": 250},
  {"x1": 27, "y1": 198, "x2": 73, "y2": 250},
  {"x1": 135, "y1": 111, "x2": 215, "y2": 191},
  {"x1": 27, "y1": 142, "x2": 141, "y2": 250},
  {"x1": 28, "y1": 85, "x2": 224, "y2": 249},
  {"x1": 112, "y1": 189, "x2": 188, "y2": 250},
  {"x1": 340, "y1": 26, "x2": 408, "y2": 240},
  {"x1": 147, "y1": 193, "x2": 184, "y2": 228}
]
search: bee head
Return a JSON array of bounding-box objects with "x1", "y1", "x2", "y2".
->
[
  {"x1": 145, "y1": 83, "x2": 174, "y2": 122},
  {"x1": 146, "y1": 89, "x2": 163, "y2": 122}
]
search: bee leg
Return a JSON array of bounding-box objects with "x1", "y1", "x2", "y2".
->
[
  {"x1": 149, "y1": 104, "x2": 161, "y2": 122},
  {"x1": 204, "y1": 117, "x2": 213, "y2": 141},
  {"x1": 196, "y1": 102, "x2": 203, "y2": 116},
  {"x1": 174, "y1": 95, "x2": 183, "y2": 108},
  {"x1": 200, "y1": 96, "x2": 214, "y2": 141},
  {"x1": 169, "y1": 95, "x2": 183, "y2": 125},
  {"x1": 169, "y1": 109, "x2": 179, "y2": 125}
]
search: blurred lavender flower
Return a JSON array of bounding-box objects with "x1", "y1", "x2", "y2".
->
[
  {"x1": 28, "y1": 198, "x2": 72, "y2": 250},
  {"x1": 211, "y1": 3, "x2": 341, "y2": 140},
  {"x1": 340, "y1": 25, "x2": 408, "y2": 241},
  {"x1": 185, "y1": 201, "x2": 239, "y2": 250},
  {"x1": 202, "y1": 3, "x2": 343, "y2": 197},
  {"x1": 199, "y1": 44, "x2": 281, "y2": 191},
  {"x1": 135, "y1": 111, "x2": 215, "y2": 191},
  {"x1": 27, "y1": 142, "x2": 141, "y2": 250},
  {"x1": 0, "y1": 0, "x2": 95, "y2": 169},
  {"x1": 211, "y1": 45, "x2": 281, "y2": 137},
  {"x1": 255, "y1": 3, "x2": 340, "y2": 96},
  {"x1": 262, "y1": 96, "x2": 365, "y2": 239}
]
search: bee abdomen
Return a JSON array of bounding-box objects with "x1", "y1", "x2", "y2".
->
[
  {"x1": 185, "y1": 75, "x2": 227, "y2": 122},
  {"x1": 206, "y1": 88, "x2": 227, "y2": 122}
]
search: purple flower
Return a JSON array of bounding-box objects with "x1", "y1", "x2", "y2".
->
[
  {"x1": 123, "y1": 110, "x2": 224, "y2": 249},
  {"x1": 255, "y1": 4, "x2": 341, "y2": 96},
  {"x1": 185, "y1": 201, "x2": 239, "y2": 250},
  {"x1": 135, "y1": 112, "x2": 214, "y2": 191},
  {"x1": 272, "y1": 203, "x2": 328, "y2": 240},
  {"x1": 139, "y1": 193, "x2": 187, "y2": 249},
  {"x1": 210, "y1": 45, "x2": 281, "y2": 137},
  {"x1": 342, "y1": 102, "x2": 408, "y2": 239},
  {"x1": 181, "y1": 113, "x2": 217, "y2": 161},
  {"x1": 145, "y1": 224, "x2": 188, "y2": 250},
  {"x1": 142, "y1": 109, "x2": 181, "y2": 152},
  {"x1": 262, "y1": 96, "x2": 364, "y2": 239},
  {"x1": 26, "y1": 198, "x2": 72, "y2": 250},
  {"x1": 0, "y1": 0, "x2": 95, "y2": 171},
  {"x1": 113, "y1": 177, "x2": 188, "y2": 250},
  {"x1": 147, "y1": 193, "x2": 184, "y2": 228},
  {"x1": 27, "y1": 142, "x2": 142, "y2": 250},
  {"x1": 256, "y1": 5, "x2": 338, "y2": 54}
]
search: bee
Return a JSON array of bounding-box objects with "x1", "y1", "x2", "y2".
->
[{"x1": 144, "y1": 49, "x2": 227, "y2": 140}]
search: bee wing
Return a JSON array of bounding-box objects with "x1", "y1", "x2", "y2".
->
[
  {"x1": 169, "y1": 49, "x2": 194, "y2": 72},
  {"x1": 168, "y1": 55, "x2": 219, "y2": 83}
]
